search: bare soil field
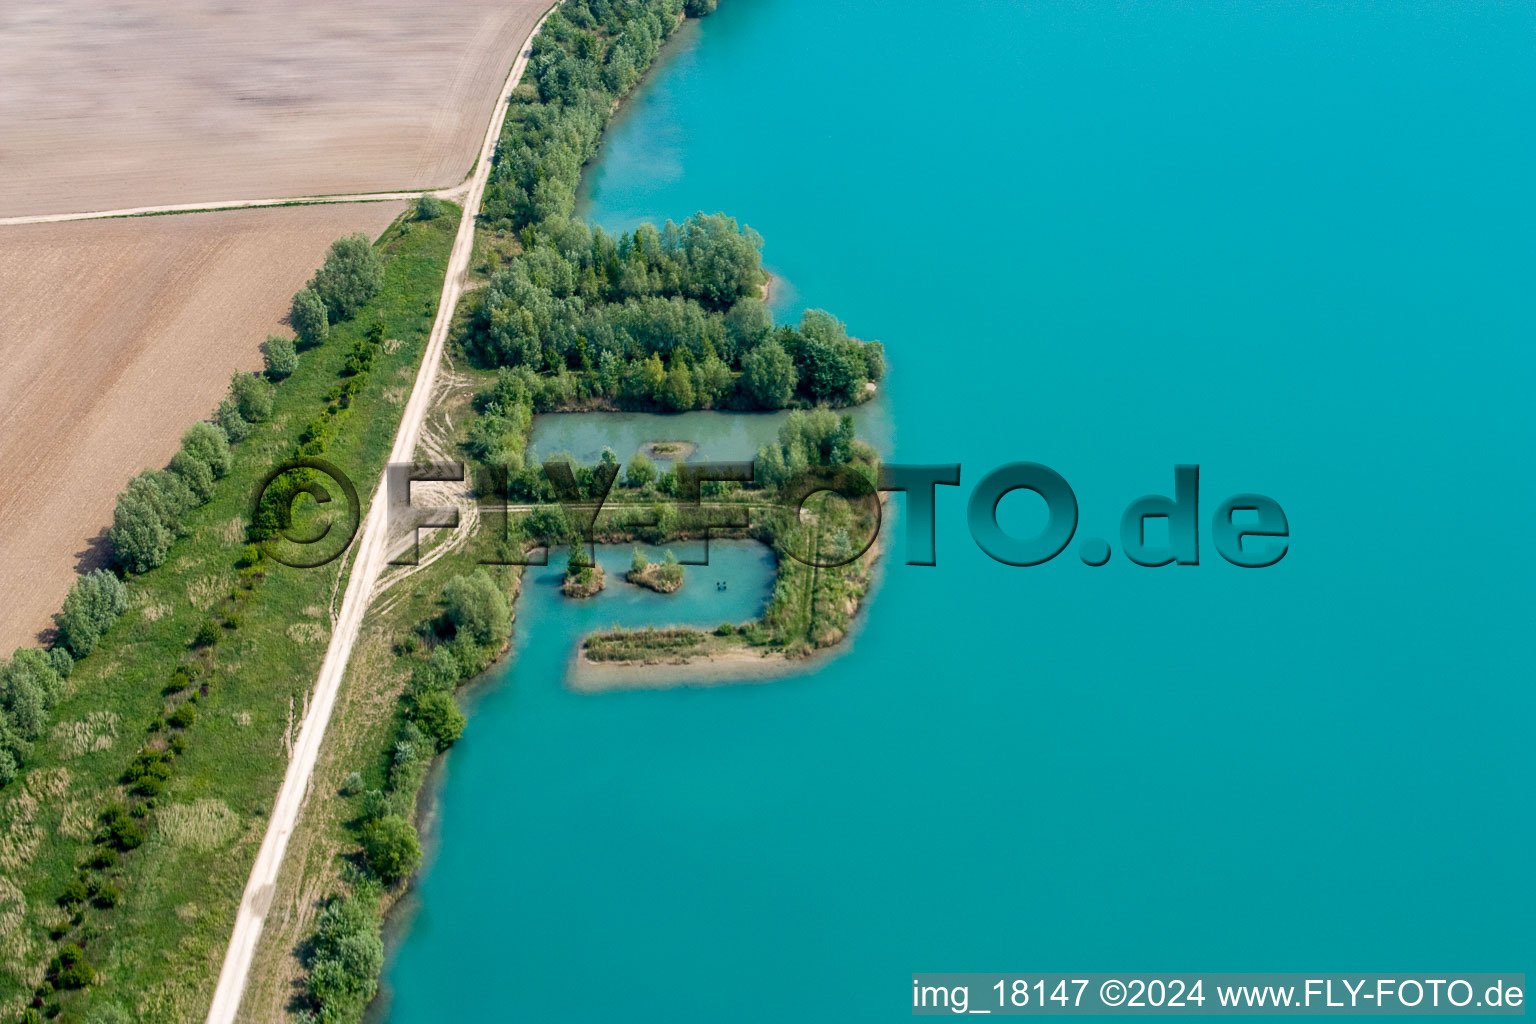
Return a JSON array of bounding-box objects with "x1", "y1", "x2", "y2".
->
[
  {"x1": 0, "y1": 0, "x2": 550, "y2": 217},
  {"x1": 0, "y1": 202, "x2": 404, "y2": 652}
]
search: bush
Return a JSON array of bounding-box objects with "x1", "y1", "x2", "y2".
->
[
  {"x1": 340, "y1": 771, "x2": 364, "y2": 797},
  {"x1": 306, "y1": 894, "x2": 384, "y2": 1019},
  {"x1": 441, "y1": 570, "x2": 510, "y2": 647},
  {"x1": 716, "y1": 622, "x2": 736, "y2": 636},
  {"x1": 216, "y1": 397, "x2": 250, "y2": 442},
  {"x1": 181, "y1": 421, "x2": 232, "y2": 477},
  {"x1": 291, "y1": 286, "x2": 330, "y2": 349},
  {"x1": 263, "y1": 334, "x2": 299, "y2": 381},
  {"x1": 228, "y1": 371, "x2": 274, "y2": 423},
  {"x1": 109, "y1": 470, "x2": 193, "y2": 573},
  {"x1": 311, "y1": 233, "x2": 383, "y2": 323},
  {"x1": 92, "y1": 881, "x2": 122, "y2": 908},
  {"x1": 410, "y1": 690, "x2": 465, "y2": 751},
  {"x1": 741, "y1": 338, "x2": 796, "y2": 409},
  {"x1": 100, "y1": 806, "x2": 145, "y2": 850},
  {"x1": 168, "y1": 702, "x2": 197, "y2": 729},
  {"x1": 88, "y1": 847, "x2": 117, "y2": 870},
  {"x1": 193, "y1": 620, "x2": 220, "y2": 648},
  {"x1": 361, "y1": 815, "x2": 421, "y2": 884},
  {"x1": 53, "y1": 569, "x2": 127, "y2": 658},
  {"x1": 414, "y1": 194, "x2": 444, "y2": 220},
  {"x1": 57, "y1": 878, "x2": 88, "y2": 908},
  {"x1": 625, "y1": 452, "x2": 656, "y2": 488},
  {"x1": 54, "y1": 943, "x2": 94, "y2": 989}
]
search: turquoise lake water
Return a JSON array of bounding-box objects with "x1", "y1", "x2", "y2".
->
[{"x1": 383, "y1": 2, "x2": 1534, "y2": 1020}]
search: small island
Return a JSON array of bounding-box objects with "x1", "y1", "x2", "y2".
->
[
  {"x1": 562, "y1": 544, "x2": 605, "y2": 599},
  {"x1": 626, "y1": 548, "x2": 684, "y2": 594}
]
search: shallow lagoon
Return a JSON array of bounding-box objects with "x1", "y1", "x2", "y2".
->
[{"x1": 528, "y1": 402, "x2": 892, "y2": 467}]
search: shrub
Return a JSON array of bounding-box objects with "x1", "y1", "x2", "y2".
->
[
  {"x1": 263, "y1": 334, "x2": 299, "y2": 381},
  {"x1": 92, "y1": 881, "x2": 122, "y2": 908},
  {"x1": 306, "y1": 894, "x2": 384, "y2": 1019},
  {"x1": 716, "y1": 622, "x2": 736, "y2": 636},
  {"x1": 193, "y1": 620, "x2": 220, "y2": 648},
  {"x1": 414, "y1": 194, "x2": 444, "y2": 220},
  {"x1": 215, "y1": 397, "x2": 250, "y2": 442},
  {"x1": 56, "y1": 878, "x2": 88, "y2": 908},
  {"x1": 53, "y1": 569, "x2": 127, "y2": 658},
  {"x1": 741, "y1": 338, "x2": 796, "y2": 409},
  {"x1": 339, "y1": 771, "x2": 364, "y2": 797},
  {"x1": 625, "y1": 452, "x2": 656, "y2": 488},
  {"x1": 410, "y1": 690, "x2": 465, "y2": 752},
  {"x1": 181, "y1": 421, "x2": 232, "y2": 477},
  {"x1": 108, "y1": 470, "x2": 193, "y2": 573},
  {"x1": 101, "y1": 806, "x2": 145, "y2": 850},
  {"x1": 125, "y1": 748, "x2": 172, "y2": 794},
  {"x1": 237, "y1": 543, "x2": 262, "y2": 569},
  {"x1": 361, "y1": 815, "x2": 421, "y2": 884},
  {"x1": 228, "y1": 371, "x2": 274, "y2": 423},
  {"x1": 441, "y1": 570, "x2": 510, "y2": 647},
  {"x1": 290, "y1": 286, "x2": 330, "y2": 348},
  {"x1": 54, "y1": 944, "x2": 94, "y2": 989},
  {"x1": 311, "y1": 233, "x2": 383, "y2": 323},
  {"x1": 88, "y1": 847, "x2": 117, "y2": 870},
  {"x1": 168, "y1": 702, "x2": 197, "y2": 729}
]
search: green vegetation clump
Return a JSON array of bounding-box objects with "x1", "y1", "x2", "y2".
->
[
  {"x1": 414, "y1": 194, "x2": 444, "y2": 221},
  {"x1": 53, "y1": 570, "x2": 127, "y2": 658},
  {"x1": 361, "y1": 815, "x2": 420, "y2": 884},
  {"x1": 304, "y1": 892, "x2": 384, "y2": 1022},
  {"x1": 474, "y1": 0, "x2": 882, "y2": 412},
  {"x1": 310, "y1": 233, "x2": 384, "y2": 323},
  {"x1": 262, "y1": 333, "x2": 299, "y2": 381},
  {"x1": 290, "y1": 286, "x2": 330, "y2": 348},
  {"x1": 441, "y1": 569, "x2": 511, "y2": 646}
]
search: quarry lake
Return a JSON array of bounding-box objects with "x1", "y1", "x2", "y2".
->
[{"x1": 381, "y1": 1, "x2": 1535, "y2": 1020}]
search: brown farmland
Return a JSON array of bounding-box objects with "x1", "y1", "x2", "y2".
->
[
  {"x1": 0, "y1": 0, "x2": 550, "y2": 217},
  {"x1": 0, "y1": 202, "x2": 405, "y2": 651}
]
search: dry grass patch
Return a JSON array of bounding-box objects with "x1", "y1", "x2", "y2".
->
[
  {"x1": 156, "y1": 799, "x2": 241, "y2": 854},
  {"x1": 52, "y1": 710, "x2": 122, "y2": 758}
]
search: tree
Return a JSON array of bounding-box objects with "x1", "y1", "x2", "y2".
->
[
  {"x1": 441, "y1": 570, "x2": 510, "y2": 646},
  {"x1": 411, "y1": 690, "x2": 465, "y2": 751},
  {"x1": 290, "y1": 287, "x2": 329, "y2": 348},
  {"x1": 741, "y1": 338, "x2": 796, "y2": 408},
  {"x1": 692, "y1": 354, "x2": 731, "y2": 407},
  {"x1": 661, "y1": 360, "x2": 695, "y2": 410},
  {"x1": 180, "y1": 422, "x2": 231, "y2": 477},
  {"x1": 54, "y1": 569, "x2": 127, "y2": 658},
  {"x1": 307, "y1": 894, "x2": 383, "y2": 1016},
  {"x1": 414, "y1": 193, "x2": 444, "y2": 220},
  {"x1": 310, "y1": 233, "x2": 383, "y2": 323},
  {"x1": 625, "y1": 452, "x2": 656, "y2": 488},
  {"x1": 109, "y1": 471, "x2": 192, "y2": 573},
  {"x1": 228, "y1": 371, "x2": 274, "y2": 423},
  {"x1": 216, "y1": 397, "x2": 249, "y2": 442},
  {"x1": 723, "y1": 296, "x2": 772, "y2": 360},
  {"x1": 263, "y1": 334, "x2": 298, "y2": 381},
  {"x1": 362, "y1": 815, "x2": 421, "y2": 883}
]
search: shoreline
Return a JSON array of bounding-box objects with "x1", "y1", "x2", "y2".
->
[{"x1": 569, "y1": 513, "x2": 890, "y2": 695}]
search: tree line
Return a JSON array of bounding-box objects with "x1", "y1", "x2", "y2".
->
[{"x1": 473, "y1": 0, "x2": 885, "y2": 413}]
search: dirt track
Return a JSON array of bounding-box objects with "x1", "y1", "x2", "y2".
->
[
  {"x1": 0, "y1": 0, "x2": 549, "y2": 217},
  {"x1": 0, "y1": 203, "x2": 405, "y2": 651}
]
